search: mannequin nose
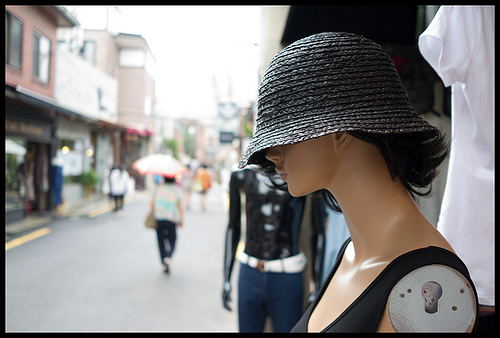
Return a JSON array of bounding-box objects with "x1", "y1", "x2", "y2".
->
[{"x1": 265, "y1": 146, "x2": 283, "y2": 164}]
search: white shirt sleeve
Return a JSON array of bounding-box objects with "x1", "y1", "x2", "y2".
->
[{"x1": 418, "y1": 6, "x2": 486, "y2": 87}]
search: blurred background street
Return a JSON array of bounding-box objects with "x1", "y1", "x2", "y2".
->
[{"x1": 6, "y1": 185, "x2": 238, "y2": 332}]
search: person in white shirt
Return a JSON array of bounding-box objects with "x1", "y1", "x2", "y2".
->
[{"x1": 109, "y1": 164, "x2": 130, "y2": 215}]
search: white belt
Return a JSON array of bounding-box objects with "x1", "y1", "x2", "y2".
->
[{"x1": 237, "y1": 251, "x2": 307, "y2": 274}]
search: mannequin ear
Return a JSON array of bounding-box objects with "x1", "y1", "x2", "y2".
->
[{"x1": 333, "y1": 132, "x2": 353, "y2": 154}]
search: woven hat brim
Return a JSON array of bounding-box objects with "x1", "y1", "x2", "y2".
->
[{"x1": 238, "y1": 114, "x2": 436, "y2": 168}]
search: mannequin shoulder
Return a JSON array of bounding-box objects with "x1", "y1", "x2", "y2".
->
[{"x1": 380, "y1": 264, "x2": 477, "y2": 332}]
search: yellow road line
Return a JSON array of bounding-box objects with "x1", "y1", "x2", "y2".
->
[
  {"x1": 87, "y1": 191, "x2": 149, "y2": 218},
  {"x1": 88, "y1": 191, "x2": 151, "y2": 218},
  {"x1": 5, "y1": 227, "x2": 51, "y2": 251},
  {"x1": 221, "y1": 191, "x2": 229, "y2": 212},
  {"x1": 88, "y1": 204, "x2": 113, "y2": 218}
]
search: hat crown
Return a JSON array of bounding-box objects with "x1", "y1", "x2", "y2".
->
[{"x1": 257, "y1": 32, "x2": 410, "y2": 125}]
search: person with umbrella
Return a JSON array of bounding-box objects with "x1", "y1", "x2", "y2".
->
[
  {"x1": 150, "y1": 175, "x2": 184, "y2": 274},
  {"x1": 133, "y1": 154, "x2": 187, "y2": 274}
]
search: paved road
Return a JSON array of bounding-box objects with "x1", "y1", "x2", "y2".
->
[{"x1": 6, "y1": 186, "x2": 238, "y2": 332}]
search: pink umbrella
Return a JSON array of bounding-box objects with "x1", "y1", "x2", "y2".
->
[{"x1": 132, "y1": 153, "x2": 187, "y2": 178}]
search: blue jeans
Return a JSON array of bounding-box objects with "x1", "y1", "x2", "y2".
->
[{"x1": 238, "y1": 263, "x2": 304, "y2": 332}]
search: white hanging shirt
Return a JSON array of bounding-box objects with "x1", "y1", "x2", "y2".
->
[{"x1": 419, "y1": 6, "x2": 494, "y2": 306}]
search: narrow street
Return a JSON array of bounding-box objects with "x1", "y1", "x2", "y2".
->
[{"x1": 6, "y1": 186, "x2": 239, "y2": 332}]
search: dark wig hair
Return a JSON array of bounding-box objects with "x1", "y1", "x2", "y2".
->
[{"x1": 253, "y1": 130, "x2": 449, "y2": 212}]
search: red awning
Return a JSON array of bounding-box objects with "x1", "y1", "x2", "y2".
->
[{"x1": 126, "y1": 128, "x2": 154, "y2": 136}]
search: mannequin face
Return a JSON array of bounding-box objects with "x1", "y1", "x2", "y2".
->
[{"x1": 265, "y1": 135, "x2": 339, "y2": 197}]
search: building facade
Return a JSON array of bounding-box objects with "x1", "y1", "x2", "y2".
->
[
  {"x1": 55, "y1": 28, "x2": 122, "y2": 204},
  {"x1": 5, "y1": 6, "x2": 78, "y2": 223}
]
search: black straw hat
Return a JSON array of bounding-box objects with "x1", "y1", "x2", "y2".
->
[{"x1": 239, "y1": 32, "x2": 437, "y2": 168}]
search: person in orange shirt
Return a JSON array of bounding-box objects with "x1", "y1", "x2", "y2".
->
[{"x1": 195, "y1": 165, "x2": 212, "y2": 211}]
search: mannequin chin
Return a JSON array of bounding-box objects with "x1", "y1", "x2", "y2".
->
[{"x1": 286, "y1": 182, "x2": 314, "y2": 198}]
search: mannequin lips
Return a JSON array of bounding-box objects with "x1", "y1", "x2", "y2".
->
[{"x1": 275, "y1": 169, "x2": 288, "y2": 181}]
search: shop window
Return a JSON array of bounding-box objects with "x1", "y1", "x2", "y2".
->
[
  {"x1": 5, "y1": 11, "x2": 23, "y2": 69},
  {"x1": 5, "y1": 137, "x2": 27, "y2": 214},
  {"x1": 59, "y1": 139, "x2": 84, "y2": 179},
  {"x1": 118, "y1": 48, "x2": 146, "y2": 68},
  {"x1": 80, "y1": 40, "x2": 96, "y2": 65},
  {"x1": 32, "y1": 32, "x2": 51, "y2": 83}
]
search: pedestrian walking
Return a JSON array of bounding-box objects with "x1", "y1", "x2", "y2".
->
[
  {"x1": 181, "y1": 163, "x2": 194, "y2": 210},
  {"x1": 194, "y1": 165, "x2": 212, "y2": 211},
  {"x1": 109, "y1": 164, "x2": 129, "y2": 216},
  {"x1": 151, "y1": 176, "x2": 184, "y2": 273}
]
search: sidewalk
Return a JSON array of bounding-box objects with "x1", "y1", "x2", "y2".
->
[{"x1": 5, "y1": 190, "x2": 151, "y2": 239}]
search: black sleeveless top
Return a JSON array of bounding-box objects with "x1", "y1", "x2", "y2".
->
[{"x1": 291, "y1": 238, "x2": 478, "y2": 332}]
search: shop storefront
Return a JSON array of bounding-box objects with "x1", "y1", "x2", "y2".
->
[
  {"x1": 5, "y1": 101, "x2": 56, "y2": 224},
  {"x1": 6, "y1": 85, "x2": 127, "y2": 225}
]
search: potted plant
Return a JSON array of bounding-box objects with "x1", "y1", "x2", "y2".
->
[{"x1": 82, "y1": 169, "x2": 98, "y2": 198}]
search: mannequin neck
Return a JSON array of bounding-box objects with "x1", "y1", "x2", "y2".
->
[{"x1": 327, "y1": 137, "x2": 433, "y2": 265}]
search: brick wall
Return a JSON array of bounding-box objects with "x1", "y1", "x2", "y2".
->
[{"x1": 5, "y1": 6, "x2": 58, "y2": 98}]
